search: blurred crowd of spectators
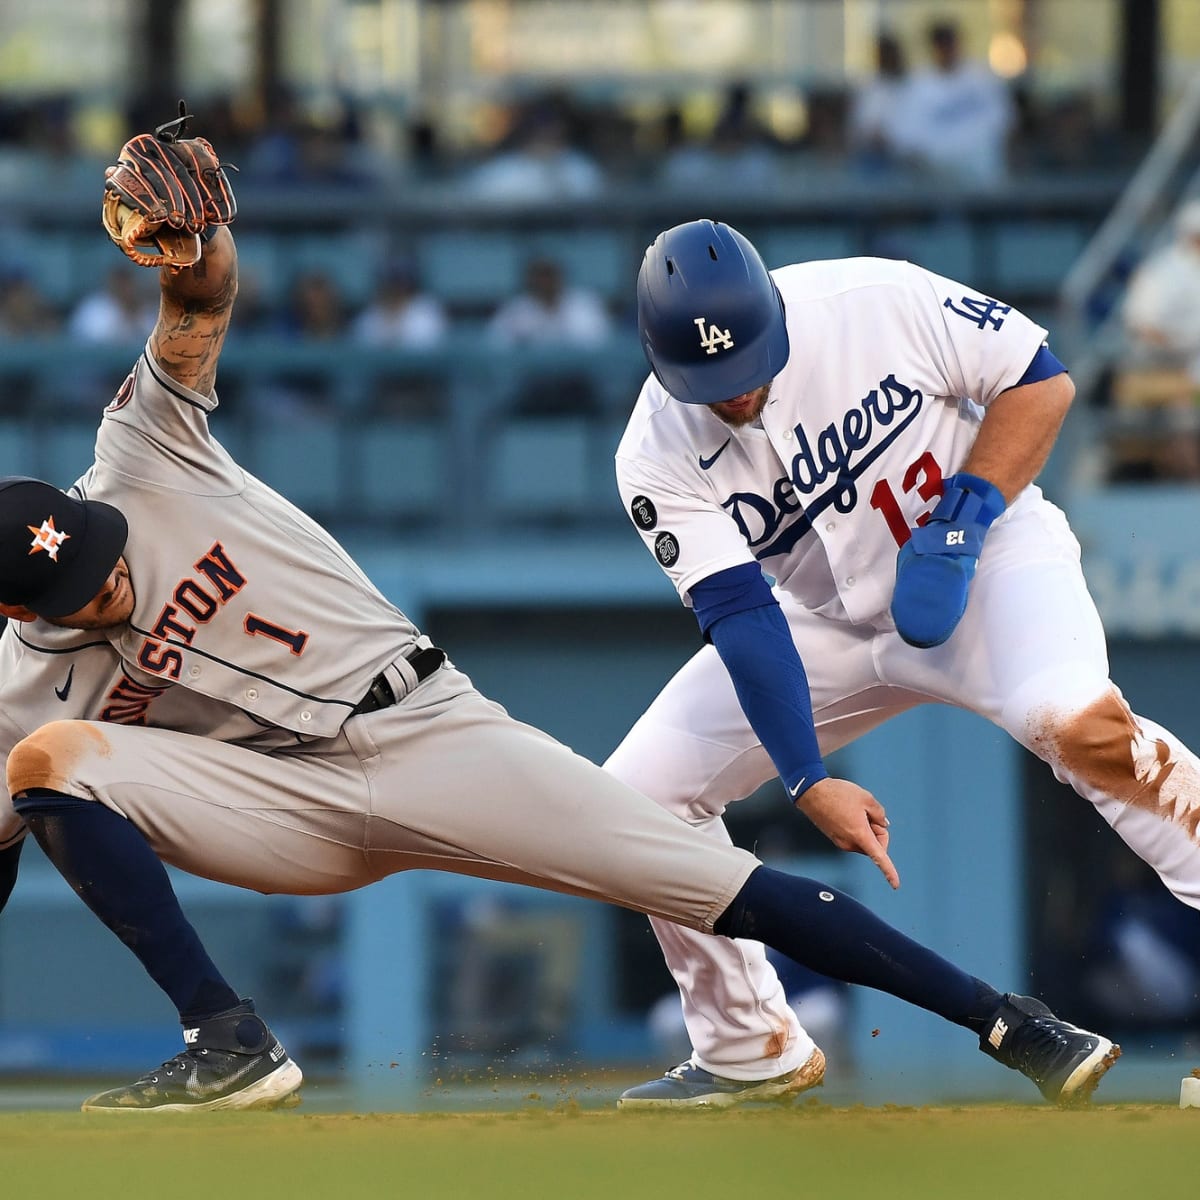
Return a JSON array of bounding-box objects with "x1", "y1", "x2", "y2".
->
[
  {"x1": 0, "y1": 253, "x2": 615, "y2": 350},
  {"x1": 0, "y1": 13, "x2": 1140, "y2": 362},
  {"x1": 0, "y1": 243, "x2": 622, "y2": 421},
  {"x1": 1107, "y1": 198, "x2": 1200, "y2": 483},
  {"x1": 0, "y1": 18, "x2": 1132, "y2": 356},
  {"x1": 0, "y1": 19, "x2": 1130, "y2": 205},
  {"x1": 0, "y1": 15, "x2": 1179, "y2": 479}
]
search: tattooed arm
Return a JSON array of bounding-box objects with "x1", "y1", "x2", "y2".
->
[{"x1": 148, "y1": 225, "x2": 238, "y2": 397}]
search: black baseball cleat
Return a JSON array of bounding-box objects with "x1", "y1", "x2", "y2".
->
[
  {"x1": 81, "y1": 1000, "x2": 303, "y2": 1113},
  {"x1": 979, "y1": 993, "x2": 1120, "y2": 1105},
  {"x1": 617, "y1": 1046, "x2": 826, "y2": 1109}
]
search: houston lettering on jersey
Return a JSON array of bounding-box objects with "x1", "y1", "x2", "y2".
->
[
  {"x1": 137, "y1": 542, "x2": 247, "y2": 679},
  {"x1": 101, "y1": 674, "x2": 169, "y2": 725},
  {"x1": 720, "y1": 373, "x2": 924, "y2": 562}
]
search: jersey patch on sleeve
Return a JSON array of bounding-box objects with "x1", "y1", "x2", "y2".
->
[
  {"x1": 630, "y1": 495, "x2": 658, "y2": 530},
  {"x1": 105, "y1": 370, "x2": 136, "y2": 413},
  {"x1": 654, "y1": 531, "x2": 680, "y2": 567}
]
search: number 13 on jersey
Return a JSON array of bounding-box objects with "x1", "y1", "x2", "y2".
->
[{"x1": 869, "y1": 451, "x2": 945, "y2": 547}]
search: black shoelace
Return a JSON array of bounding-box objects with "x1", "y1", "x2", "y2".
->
[{"x1": 1007, "y1": 1017, "x2": 1072, "y2": 1080}]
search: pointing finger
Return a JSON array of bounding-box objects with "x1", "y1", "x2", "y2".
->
[{"x1": 874, "y1": 845, "x2": 900, "y2": 890}]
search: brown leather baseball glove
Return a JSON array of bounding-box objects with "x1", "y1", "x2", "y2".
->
[{"x1": 102, "y1": 104, "x2": 237, "y2": 270}]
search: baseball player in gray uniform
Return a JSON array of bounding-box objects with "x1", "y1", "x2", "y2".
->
[
  {"x1": 0, "y1": 129, "x2": 1119, "y2": 1114},
  {"x1": 607, "y1": 218, "x2": 1200, "y2": 1107}
]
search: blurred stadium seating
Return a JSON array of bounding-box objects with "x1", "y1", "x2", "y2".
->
[{"x1": 0, "y1": 182, "x2": 1115, "y2": 536}]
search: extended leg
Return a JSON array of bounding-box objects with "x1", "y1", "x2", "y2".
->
[
  {"x1": 715, "y1": 866, "x2": 1120, "y2": 1105},
  {"x1": 605, "y1": 621, "x2": 917, "y2": 1104},
  {"x1": 897, "y1": 508, "x2": 1200, "y2": 914},
  {"x1": 8, "y1": 724, "x2": 305, "y2": 1114},
  {"x1": 603, "y1": 643, "x2": 812, "y2": 1099},
  {"x1": 1015, "y1": 686, "x2": 1200, "y2": 911}
]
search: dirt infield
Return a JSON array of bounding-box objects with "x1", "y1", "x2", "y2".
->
[{"x1": 1, "y1": 1103, "x2": 1192, "y2": 1200}]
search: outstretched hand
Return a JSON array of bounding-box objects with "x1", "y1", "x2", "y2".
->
[{"x1": 793, "y1": 777, "x2": 899, "y2": 889}]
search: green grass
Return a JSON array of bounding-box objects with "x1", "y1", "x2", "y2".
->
[{"x1": 1, "y1": 1103, "x2": 1194, "y2": 1200}]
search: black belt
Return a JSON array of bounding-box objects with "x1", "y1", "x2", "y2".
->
[{"x1": 351, "y1": 645, "x2": 446, "y2": 717}]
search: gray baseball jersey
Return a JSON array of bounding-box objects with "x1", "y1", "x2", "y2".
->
[{"x1": 1, "y1": 347, "x2": 759, "y2": 930}]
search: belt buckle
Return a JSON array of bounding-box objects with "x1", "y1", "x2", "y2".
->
[
  {"x1": 406, "y1": 644, "x2": 446, "y2": 682},
  {"x1": 369, "y1": 675, "x2": 396, "y2": 709}
]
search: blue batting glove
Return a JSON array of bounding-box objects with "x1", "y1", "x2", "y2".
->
[{"x1": 890, "y1": 472, "x2": 1006, "y2": 648}]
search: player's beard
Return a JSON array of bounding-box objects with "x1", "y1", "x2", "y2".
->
[{"x1": 709, "y1": 384, "x2": 771, "y2": 427}]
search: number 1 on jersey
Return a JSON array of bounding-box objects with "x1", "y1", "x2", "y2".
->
[{"x1": 244, "y1": 614, "x2": 309, "y2": 655}]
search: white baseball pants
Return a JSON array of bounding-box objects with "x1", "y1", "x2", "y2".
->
[{"x1": 605, "y1": 496, "x2": 1200, "y2": 1078}]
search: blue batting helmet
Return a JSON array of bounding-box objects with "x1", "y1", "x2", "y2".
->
[{"x1": 636, "y1": 219, "x2": 789, "y2": 406}]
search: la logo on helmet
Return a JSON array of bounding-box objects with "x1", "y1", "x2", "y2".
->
[{"x1": 694, "y1": 317, "x2": 734, "y2": 355}]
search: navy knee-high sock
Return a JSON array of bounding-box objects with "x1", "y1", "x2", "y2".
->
[
  {"x1": 714, "y1": 866, "x2": 1001, "y2": 1031},
  {"x1": 13, "y1": 790, "x2": 241, "y2": 1022},
  {"x1": 0, "y1": 840, "x2": 22, "y2": 915}
]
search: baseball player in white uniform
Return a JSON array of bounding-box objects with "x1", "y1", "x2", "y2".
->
[
  {"x1": 0, "y1": 136, "x2": 1120, "y2": 1114},
  {"x1": 607, "y1": 218, "x2": 1200, "y2": 1107}
]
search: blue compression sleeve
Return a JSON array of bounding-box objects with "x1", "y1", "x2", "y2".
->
[
  {"x1": 691, "y1": 568, "x2": 827, "y2": 797},
  {"x1": 692, "y1": 566, "x2": 827, "y2": 795},
  {"x1": 691, "y1": 562, "x2": 776, "y2": 633},
  {"x1": 1013, "y1": 344, "x2": 1067, "y2": 388}
]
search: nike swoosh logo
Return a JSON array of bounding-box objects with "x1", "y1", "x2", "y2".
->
[
  {"x1": 55, "y1": 665, "x2": 75, "y2": 702},
  {"x1": 788, "y1": 777, "x2": 808, "y2": 798},
  {"x1": 699, "y1": 438, "x2": 732, "y2": 470}
]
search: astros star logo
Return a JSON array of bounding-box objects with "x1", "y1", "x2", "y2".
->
[{"x1": 28, "y1": 516, "x2": 70, "y2": 561}]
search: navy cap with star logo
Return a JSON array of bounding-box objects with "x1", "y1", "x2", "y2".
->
[{"x1": 0, "y1": 477, "x2": 128, "y2": 617}]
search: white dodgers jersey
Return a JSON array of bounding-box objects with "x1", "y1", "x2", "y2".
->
[{"x1": 616, "y1": 257, "x2": 1049, "y2": 625}]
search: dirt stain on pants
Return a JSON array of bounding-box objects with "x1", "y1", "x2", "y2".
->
[
  {"x1": 6, "y1": 720, "x2": 111, "y2": 799},
  {"x1": 1028, "y1": 688, "x2": 1200, "y2": 843}
]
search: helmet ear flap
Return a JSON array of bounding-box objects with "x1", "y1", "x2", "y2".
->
[{"x1": 636, "y1": 220, "x2": 789, "y2": 405}]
